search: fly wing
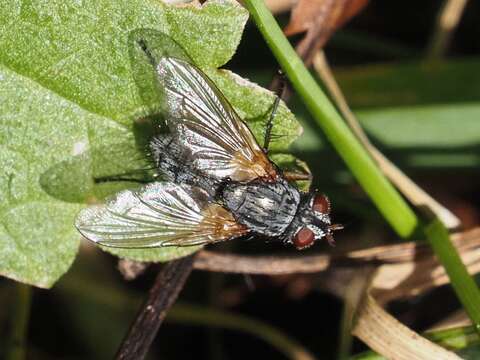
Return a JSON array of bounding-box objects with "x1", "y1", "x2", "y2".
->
[
  {"x1": 75, "y1": 182, "x2": 248, "y2": 248},
  {"x1": 155, "y1": 57, "x2": 277, "y2": 182}
]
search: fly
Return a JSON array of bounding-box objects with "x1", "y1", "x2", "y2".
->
[{"x1": 75, "y1": 42, "x2": 342, "y2": 251}]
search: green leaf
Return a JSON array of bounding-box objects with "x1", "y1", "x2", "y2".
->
[
  {"x1": 426, "y1": 325, "x2": 480, "y2": 351},
  {"x1": 292, "y1": 101, "x2": 480, "y2": 170},
  {"x1": 357, "y1": 103, "x2": 480, "y2": 169},
  {"x1": 0, "y1": 0, "x2": 301, "y2": 285}
]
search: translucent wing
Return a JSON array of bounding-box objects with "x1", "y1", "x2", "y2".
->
[
  {"x1": 75, "y1": 182, "x2": 248, "y2": 248},
  {"x1": 155, "y1": 57, "x2": 277, "y2": 182}
]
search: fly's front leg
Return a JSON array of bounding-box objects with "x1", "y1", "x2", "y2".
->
[
  {"x1": 94, "y1": 168, "x2": 158, "y2": 184},
  {"x1": 263, "y1": 70, "x2": 287, "y2": 153},
  {"x1": 91, "y1": 165, "x2": 155, "y2": 186},
  {"x1": 283, "y1": 171, "x2": 312, "y2": 182}
]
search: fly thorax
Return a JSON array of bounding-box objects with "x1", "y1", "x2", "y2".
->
[{"x1": 221, "y1": 179, "x2": 300, "y2": 237}]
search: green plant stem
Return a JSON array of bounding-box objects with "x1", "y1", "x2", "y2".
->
[
  {"x1": 58, "y1": 272, "x2": 316, "y2": 360},
  {"x1": 171, "y1": 303, "x2": 316, "y2": 360},
  {"x1": 425, "y1": 219, "x2": 480, "y2": 333},
  {"x1": 352, "y1": 324, "x2": 480, "y2": 359},
  {"x1": 426, "y1": 325, "x2": 479, "y2": 350},
  {"x1": 243, "y1": 0, "x2": 417, "y2": 238},
  {"x1": 243, "y1": 0, "x2": 480, "y2": 335},
  {"x1": 6, "y1": 283, "x2": 32, "y2": 360}
]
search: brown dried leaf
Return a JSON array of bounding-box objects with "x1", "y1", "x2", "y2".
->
[
  {"x1": 284, "y1": 0, "x2": 369, "y2": 37},
  {"x1": 286, "y1": 0, "x2": 369, "y2": 65},
  {"x1": 371, "y1": 229, "x2": 480, "y2": 304}
]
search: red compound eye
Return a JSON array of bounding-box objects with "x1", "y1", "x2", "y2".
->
[
  {"x1": 293, "y1": 227, "x2": 315, "y2": 250},
  {"x1": 313, "y1": 194, "x2": 330, "y2": 214}
]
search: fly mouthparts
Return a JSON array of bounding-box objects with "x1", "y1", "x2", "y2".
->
[
  {"x1": 329, "y1": 224, "x2": 344, "y2": 231},
  {"x1": 326, "y1": 234, "x2": 335, "y2": 247}
]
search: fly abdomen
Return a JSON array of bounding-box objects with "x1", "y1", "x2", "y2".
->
[
  {"x1": 150, "y1": 134, "x2": 219, "y2": 196},
  {"x1": 221, "y1": 179, "x2": 300, "y2": 237}
]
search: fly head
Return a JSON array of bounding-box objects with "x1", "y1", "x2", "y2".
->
[{"x1": 285, "y1": 193, "x2": 343, "y2": 250}]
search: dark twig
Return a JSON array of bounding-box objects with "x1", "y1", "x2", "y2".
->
[
  {"x1": 115, "y1": 254, "x2": 195, "y2": 360},
  {"x1": 195, "y1": 250, "x2": 331, "y2": 274}
]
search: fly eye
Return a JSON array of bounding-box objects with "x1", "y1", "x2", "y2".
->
[
  {"x1": 313, "y1": 194, "x2": 330, "y2": 214},
  {"x1": 293, "y1": 227, "x2": 315, "y2": 250}
]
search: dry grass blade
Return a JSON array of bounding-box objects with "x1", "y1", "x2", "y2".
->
[
  {"x1": 264, "y1": 0, "x2": 297, "y2": 14},
  {"x1": 372, "y1": 229, "x2": 480, "y2": 303},
  {"x1": 352, "y1": 294, "x2": 461, "y2": 360},
  {"x1": 318, "y1": 228, "x2": 480, "y2": 304},
  {"x1": 429, "y1": 310, "x2": 472, "y2": 332},
  {"x1": 426, "y1": 0, "x2": 469, "y2": 59},
  {"x1": 195, "y1": 250, "x2": 330, "y2": 274},
  {"x1": 337, "y1": 267, "x2": 376, "y2": 360},
  {"x1": 312, "y1": 51, "x2": 461, "y2": 229}
]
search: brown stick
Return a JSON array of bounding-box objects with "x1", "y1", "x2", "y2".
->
[
  {"x1": 194, "y1": 228, "x2": 480, "y2": 275},
  {"x1": 115, "y1": 254, "x2": 195, "y2": 360}
]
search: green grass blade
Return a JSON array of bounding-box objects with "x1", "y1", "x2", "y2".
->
[
  {"x1": 426, "y1": 325, "x2": 480, "y2": 350},
  {"x1": 425, "y1": 219, "x2": 480, "y2": 332},
  {"x1": 243, "y1": 0, "x2": 480, "y2": 335},
  {"x1": 243, "y1": 0, "x2": 417, "y2": 238}
]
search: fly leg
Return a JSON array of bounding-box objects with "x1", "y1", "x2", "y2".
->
[
  {"x1": 283, "y1": 171, "x2": 312, "y2": 182},
  {"x1": 94, "y1": 169, "x2": 158, "y2": 184},
  {"x1": 263, "y1": 70, "x2": 287, "y2": 153},
  {"x1": 94, "y1": 177, "x2": 150, "y2": 184}
]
